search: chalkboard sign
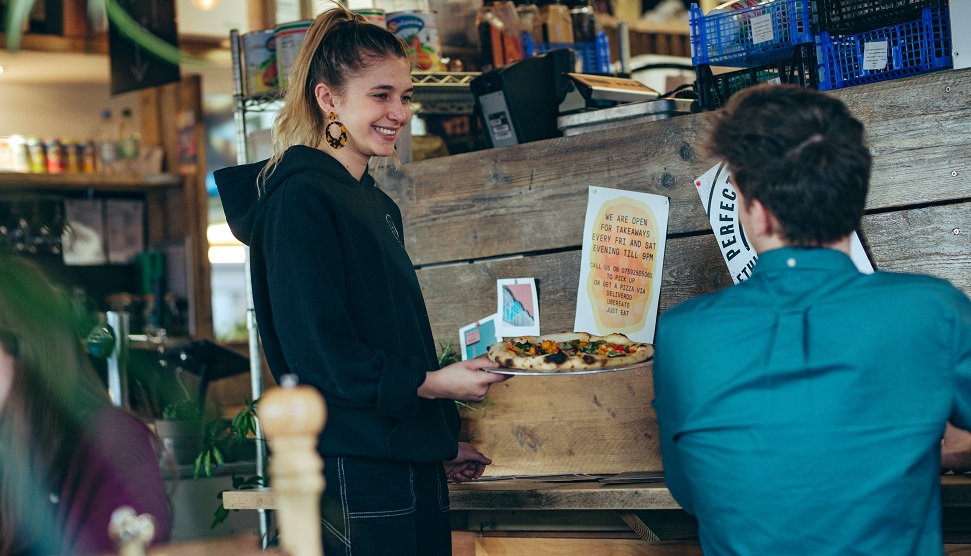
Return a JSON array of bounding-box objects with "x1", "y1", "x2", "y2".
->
[{"x1": 108, "y1": 0, "x2": 181, "y2": 95}]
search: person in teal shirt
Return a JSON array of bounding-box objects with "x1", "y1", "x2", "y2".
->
[{"x1": 652, "y1": 85, "x2": 971, "y2": 555}]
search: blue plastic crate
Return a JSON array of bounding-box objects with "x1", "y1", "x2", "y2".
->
[
  {"x1": 690, "y1": 0, "x2": 814, "y2": 67},
  {"x1": 536, "y1": 37, "x2": 611, "y2": 74},
  {"x1": 815, "y1": 5, "x2": 952, "y2": 91}
]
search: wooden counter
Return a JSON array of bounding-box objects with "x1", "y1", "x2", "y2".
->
[
  {"x1": 225, "y1": 474, "x2": 971, "y2": 549},
  {"x1": 223, "y1": 474, "x2": 971, "y2": 512},
  {"x1": 373, "y1": 67, "x2": 971, "y2": 479},
  {"x1": 226, "y1": 68, "x2": 971, "y2": 551}
]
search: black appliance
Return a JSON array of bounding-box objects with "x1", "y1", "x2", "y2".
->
[{"x1": 470, "y1": 48, "x2": 575, "y2": 148}]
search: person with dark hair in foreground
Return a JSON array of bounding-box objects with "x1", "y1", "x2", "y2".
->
[
  {"x1": 0, "y1": 251, "x2": 172, "y2": 555},
  {"x1": 652, "y1": 85, "x2": 971, "y2": 555}
]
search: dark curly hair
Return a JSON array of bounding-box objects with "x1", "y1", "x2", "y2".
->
[{"x1": 706, "y1": 85, "x2": 872, "y2": 246}]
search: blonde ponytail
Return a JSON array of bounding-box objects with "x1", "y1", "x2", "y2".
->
[{"x1": 257, "y1": 3, "x2": 409, "y2": 192}]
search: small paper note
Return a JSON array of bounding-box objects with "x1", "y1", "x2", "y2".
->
[
  {"x1": 496, "y1": 278, "x2": 540, "y2": 337},
  {"x1": 459, "y1": 314, "x2": 502, "y2": 360},
  {"x1": 750, "y1": 13, "x2": 775, "y2": 45},
  {"x1": 863, "y1": 41, "x2": 889, "y2": 71}
]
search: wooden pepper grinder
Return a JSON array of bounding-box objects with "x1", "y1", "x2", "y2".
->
[{"x1": 258, "y1": 374, "x2": 327, "y2": 556}]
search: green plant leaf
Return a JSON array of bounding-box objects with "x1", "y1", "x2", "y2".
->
[
  {"x1": 192, "y1": 451, "x2": 203, "y2": 480},
  {"x1": 438, "y1": 341, "x2": 459, "y2": 368},
  {"x1": 455, "y1": 398, "x2": 495, "y2": 415},
  {"x1": 230, "y1": 397, "x2": 259, "y2": 441},
  {"x1": 162, "y1": 399, "x2": 201, "y2": 421},
  {"x1": 211, "y1": 504, "x2": 231, "y2": 529}
]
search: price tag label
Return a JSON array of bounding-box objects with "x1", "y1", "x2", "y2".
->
[
  {"x1": 750, "y1": 14, "x2": 775, "y2": 45},
  {"x1": 863, "y1": 41, "x2": 889, "y2": 71}
]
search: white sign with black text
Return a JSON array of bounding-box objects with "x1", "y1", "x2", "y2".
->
[{"x1": 694, "y1": 162, "x2": 874, "y2": 284}]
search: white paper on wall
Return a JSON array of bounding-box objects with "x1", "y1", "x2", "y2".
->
[
  {"x1": 694, "y1": 162, "x2": 874, "y2": 284},
  {"x1": 573, "y1": 186, "x2": 670, "y2": 344},
  {"x1": 62, "y1": 199, "x2": 107, "y2": 266}
]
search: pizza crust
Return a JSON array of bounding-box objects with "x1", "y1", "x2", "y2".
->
[{"x1": 487, "y1": 332, "x2": 654, "y2": 372}]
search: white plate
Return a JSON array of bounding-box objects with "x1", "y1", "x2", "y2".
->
[{"x1": 485, "y1": 360, "x2": 653, "y2": 376}]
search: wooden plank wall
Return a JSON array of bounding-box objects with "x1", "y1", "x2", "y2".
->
[{"x1": 379, "y1": 68, "x2": 971, "y2": 476}]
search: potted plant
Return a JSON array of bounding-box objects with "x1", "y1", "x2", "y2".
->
[
  {"x1": 190, "y1": 397, "x2": 265, "y2": 529},
  {"x1": 153, "y1": 398, "x2": 204, "y2": 466}
]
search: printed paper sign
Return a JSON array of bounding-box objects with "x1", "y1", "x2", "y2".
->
[
  {"x1": 62, "y1": 199, "x2": 107, "y2": 266},
  {"x1": 459, "y1": 314, "x2": 502, "y2": 360},
  {"x1": 106, "y1": 199, "x2": 145, "y2": 264},
  {"x1": 694, "y1": 162, "x2": 874, "y2": 284},
  {"x1": 863, "y1": 41, "x2": 889, "y2": 71},
  {"x1": 496, "y1": 278, "x2": 540, "y2": 337},
  {"x1": 750, "y1": 13, "x2": 774, "y2": 45},
  {"x1": 574, "y1": 187, "x2": 669, "y2": 344}
]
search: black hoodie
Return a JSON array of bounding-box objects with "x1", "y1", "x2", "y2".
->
[{"x1": 215, "y1": 145, "x2": 460, "y2": 463}]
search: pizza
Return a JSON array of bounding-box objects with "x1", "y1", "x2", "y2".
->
[{"x1": 487, "y1": 332, "x2": 654, "y2": 372}]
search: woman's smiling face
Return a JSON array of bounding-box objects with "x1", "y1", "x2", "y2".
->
[{"x1": 320, "y1": 55, "x2": 413, "y2": 171}]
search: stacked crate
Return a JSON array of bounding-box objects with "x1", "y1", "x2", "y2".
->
[
  {"x1": 812, "y1": 0, "x2": 953, "y2": 91},
  {"x1": 690, "y1": 0, "x2": 954, "y2": 109},
  {"x1": 690, "y1": 0, "x2": 817, "y2": 110}
]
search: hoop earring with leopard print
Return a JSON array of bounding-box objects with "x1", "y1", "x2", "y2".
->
[{"x1": 325, "y1": 112, "x2": 348, "y2": 149}]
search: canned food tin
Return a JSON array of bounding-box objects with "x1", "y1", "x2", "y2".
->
[
  {"x1": 26, "y1": 137, "x2": 47, "y2": 174},
  {"x1": 386, "y1": 10, "x2": 444, "y2": 71},
  {"x1": 275, "y1": 20, "x2": 312, "y2": 89},
  {"x1": 7, "y1": 135, "x2": 30, "y2": 173},
  {"x1": 64, "y1": 140, "x2": 81, "y2": 173},
  {"x1": 44, "y1": 138, "x2": 64, "y2": 174},
  {"x1": 0, "y1": 137, "x2": 12, "y2": 172},
  {"x1": 354, "y1": 8, "x2": 386, "y2": 27},
  {"x1": 81, "y1": 141, "x2": 97, "y2": 174},
  {"x1": 243, "y1": 29, "x2": 278, "y2": 96}
]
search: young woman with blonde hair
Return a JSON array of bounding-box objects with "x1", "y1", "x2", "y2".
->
[{"x1": 216, "y1": 5, "x2": 509, "y2": 554}]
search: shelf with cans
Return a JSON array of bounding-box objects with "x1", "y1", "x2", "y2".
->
[
  {"x1": 231, "y1": 0, "x2": 616, "y2": 117},
  {"x1": 0, "y1": 171, "x2": 182, "y2": 193},
  {"x1": 689, "y1": 0, "x2": 955, "y2": 111},
  {"x1": 233, "y1": 71, "x2": 480, "y2": 117}
]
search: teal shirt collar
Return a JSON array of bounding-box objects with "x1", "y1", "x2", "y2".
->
[{"x1": 752, "y1": 246, "x2": 858, "y2": 276}]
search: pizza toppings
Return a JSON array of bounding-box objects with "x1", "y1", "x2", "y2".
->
[
  {"x1": 506, "y1": 338, "x2": 636, "y2": 358},
  {"x1": 487, "y1": 332, "x2": 654, "y2": 372}
]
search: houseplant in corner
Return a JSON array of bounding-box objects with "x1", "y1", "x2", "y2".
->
[
  {"x1": 154, "y1": 398, "x2": 204, "y2": 467},
  {"x1": 191, "y1": 397, "x2": 266, "y2": 529}
]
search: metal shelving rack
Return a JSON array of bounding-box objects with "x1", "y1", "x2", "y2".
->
[
  {"x1": 228, "y1": 29, "x2": 271, "y2": 546},
  {"x1": 227, "y1": 28, "x2": 477, "y2": 544},
  {"x1": 411, "y1": 71, "x2": 478, "y2": 115}
]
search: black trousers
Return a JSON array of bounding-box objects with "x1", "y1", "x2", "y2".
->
[{"x1": 320, "y1": 456, "x2": 452, "y2": 556}]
